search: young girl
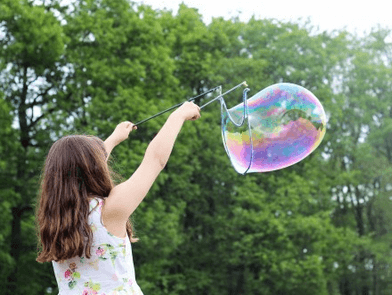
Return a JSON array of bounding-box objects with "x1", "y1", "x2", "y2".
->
[{"x1": 36, "y1": 102, "x2": 201, "y2": 294}]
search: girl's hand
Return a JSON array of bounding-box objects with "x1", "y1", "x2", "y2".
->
[
  {"x1": 174, "y1": 101, "x2": 201, "y2": 121},
  {"x1": 111, "y1": 121, "x2": 137, "y2": 145}
]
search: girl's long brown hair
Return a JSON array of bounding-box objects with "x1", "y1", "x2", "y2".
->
[{"x1": 35, "y1": 135, "x2": 137, "y2": 263}]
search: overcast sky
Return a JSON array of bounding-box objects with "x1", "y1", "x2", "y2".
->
[{"x1": 139, "y1": 0, "x2": 391, "y2": 36}]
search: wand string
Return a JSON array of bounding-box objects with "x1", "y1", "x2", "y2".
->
[{"x1": 199, "y1": 81, "x2": 247, "y2": 109}]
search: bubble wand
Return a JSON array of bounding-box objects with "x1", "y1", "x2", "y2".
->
[
  {"x1": 134, "y1": 81, "x2": 327, "y2": 175},
  {"x1": 135, "y1": 81, "x2": 248, "y2": 126}
]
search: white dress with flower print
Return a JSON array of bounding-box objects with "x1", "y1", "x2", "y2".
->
[{"x1": 52, "y1": 198, "x2": 144, "y2": 295}]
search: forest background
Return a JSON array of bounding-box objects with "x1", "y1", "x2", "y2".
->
[{"x1": 1, "y1": 0, "x2": 392, "y2": 294}]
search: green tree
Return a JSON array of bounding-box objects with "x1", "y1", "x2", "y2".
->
[
  {"x1": 326, "y1": 28, "x2": 392, "y2": 295},
  {"x1": 0, "y1": 94, "x2": 18, "y2": 290},
  {"x1": 0, "y1": 0, "x2": 69, "y2": 293}
]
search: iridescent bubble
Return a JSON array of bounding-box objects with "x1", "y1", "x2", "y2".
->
[{"x1": 221, "y1": 83, "x2": 326, "y2": 174}]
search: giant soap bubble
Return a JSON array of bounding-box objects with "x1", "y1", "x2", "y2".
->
[{"x1": 221, "y1": 83, "x2": 326, "y2": 174}]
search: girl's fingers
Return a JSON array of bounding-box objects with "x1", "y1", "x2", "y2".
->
[
  {"x1": 124, "y1": 121, "x2": 136, "y2": 131},
  {"x1": 191, "y1": 113, "x2": 201, "y2": 121}
]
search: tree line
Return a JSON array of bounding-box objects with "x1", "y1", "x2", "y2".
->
[{"x1": 1, "y1": 0, "x2": 392, "y2": 294}]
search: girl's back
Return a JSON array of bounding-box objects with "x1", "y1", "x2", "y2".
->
[{"x1": 52, "y1": 197, "x2": 143, "y2": 294}]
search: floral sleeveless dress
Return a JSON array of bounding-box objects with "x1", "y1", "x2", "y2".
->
[{"x1": 52, "y1": 198, "x2": 143, "y2": 295}]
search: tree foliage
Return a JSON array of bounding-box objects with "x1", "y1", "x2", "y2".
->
[{"x1": 0, "y1": 0, "x2": 391, "y2": 294}]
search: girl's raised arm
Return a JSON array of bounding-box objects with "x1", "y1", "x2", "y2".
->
[
  {"x1": 104, "y1": 121, "x2": 136, "y2": 160},
  {"x1": 103, "y1": 102, "x2": 201, "y2": 231}
]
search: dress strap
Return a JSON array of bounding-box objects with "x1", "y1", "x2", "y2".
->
[{"x1": 89, "y1": 197, "x2": 101, "y2": 212}]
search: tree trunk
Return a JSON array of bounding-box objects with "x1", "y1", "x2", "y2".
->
[
  {"x1": 6, "y1": 64, "x2": 30, "y2": 295},
  {"x1": 339, "y1": 275, "x2": 351, "y2": 295},
  {"x1": 6, "y1": 207, "x2": 21, "y2": 295},
  {"x1": 373, "y1": 258, "x2": 379, "y2": 295}
]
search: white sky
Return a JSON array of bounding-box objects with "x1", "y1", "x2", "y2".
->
[{"x1": 138, "y1": 0, "x2": 392, "y2": 35}]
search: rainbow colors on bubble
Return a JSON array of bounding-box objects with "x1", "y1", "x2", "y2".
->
[{"x1": 220, "y1": 83, "x2": 326, "y2": 174}]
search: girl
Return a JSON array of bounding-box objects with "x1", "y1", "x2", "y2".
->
[{"x1": 36, "y1": 101, "x2": 201, "y2": 294}]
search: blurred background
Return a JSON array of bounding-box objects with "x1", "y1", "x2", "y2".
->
[{"x1": 1, "y1": 0, "x2": 392, "y2": 294}]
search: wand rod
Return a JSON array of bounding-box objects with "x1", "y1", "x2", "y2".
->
[
  {"x1": 135, "y1": 86, "x2": 221, "y2": 126},
  {"x1": 135, "y1": 81, "x2": 247, "y2": 126}
]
